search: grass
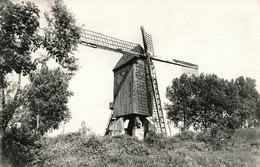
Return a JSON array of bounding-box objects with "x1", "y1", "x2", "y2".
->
[{"x1": 26, "y1": 129, "x2": 259, "y2": 167}]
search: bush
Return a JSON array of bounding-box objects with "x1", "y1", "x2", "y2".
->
[
  {"x1": 144, "y1": 131, "x2": 168, "y2": 150},
  {"x1": 30, "y1": 132, "x2": 107, "y2": 166},
  {"x1": 81, "y1": 135, "x2": 103, "y2": 152},
  {"x1": 195, "y1": 126, "x2": 234, "y2": 151},
  {"x1": 104, "y1": 135, "x2": 150, "y2": 156},
  {"x1": 176, "y1": 141, "x2": 208, "y2": 152},
  {"x1": 3, "y1": 127, "x2": 41, "y2": 167},
  {"x1": 175, "y1": 131, "x2": 196, "y2": 141},
  {"x1": 27, "y1": 131, "x2": 257, "y2": 167},
  {"x1": 195, "y1": 130, "x2": 211, "y2": 143}
]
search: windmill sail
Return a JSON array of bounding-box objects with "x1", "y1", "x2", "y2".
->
[
  {"x1": 141, "y1": 26, "x2": 154, "y2": 56},
  {"x1": 80, "y1": 28, "x2": 143, "y2": 56}
]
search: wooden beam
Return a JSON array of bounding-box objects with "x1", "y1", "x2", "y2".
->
[{"x1": 151, "y1": 57, "x2": 198, "y2": 70}]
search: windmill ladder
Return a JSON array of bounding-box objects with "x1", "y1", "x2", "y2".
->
[{"x1": 149, "y1": 60, "x2": 167, "y2": 136}]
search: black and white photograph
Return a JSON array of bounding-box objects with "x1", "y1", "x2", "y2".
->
[{"x1": 0, "y1": 0, "x2": 260, "y2": 166}]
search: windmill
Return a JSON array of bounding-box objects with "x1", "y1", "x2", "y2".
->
[{"x1": 79, "y1": 27, "x2": 198, "y2": 137}]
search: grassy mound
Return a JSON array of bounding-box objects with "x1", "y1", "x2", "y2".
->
[{"x1": 27, "y1": 130, "x2": 259, "y2": 167}]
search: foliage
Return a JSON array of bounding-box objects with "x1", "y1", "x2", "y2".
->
[
  {"x1": 27, "y1": 132, "x2": 257, "y2": 167},
  {"x1": 233, "y1": 128, "x2": 260, "y2": 142},
  {"x1": 144, "y1": 131, "x2": 168, "y2": 149},
  {"x1": 104, "y1": 135, "x2": 150, "y2": 156},
  {"x1": 175, "y1": 131, "x2": 196, "y2": 141},
  {"x1": 0, "y1": 0, "x2": 81, "y2": 166},
  {"x1": 30, "y1": 133, "x2": 106, "y2": 167},
  {"x1": 235, "y1": 76, "x2": 260, "y2": 127},
  {"x1": 0, "y1": 1, "x2": 42, "y2": 165},
  {"x1": 25, "y1": 65, "x2": 73, "y2": 135},
  {"x1": 3, "y1": 65, "x2": 73, "y2": 166},
  {"x1": 195, "y1": 127, "x2": 233, "y2": 151},
  {"x1": 0, "y1": 0, "x2": 41, "y2": 76},
  {"x1": 0, "y1": 0, "x2": 80, "y2": 131},
  {"x1": 43, "y1": 0, "x2": 81, "y2": 72},
  {"x1": 0, "y1": 1, "x2": 42, "y2": 144},
  {"x1": 3, "y1": 126, "x2": 41, "y2": 167},
  {"x1": 165, "y1": 73, "x2": 260, "y2": 131},
  {"x1": 0, "y1": 0, "x2": 81, "y2": 133},
  {"x1": 255, "y1": 99, "x2": 260, "y2": 127}
]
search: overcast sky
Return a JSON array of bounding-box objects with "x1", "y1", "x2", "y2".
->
[{"x1": 13, "y1": 0, "x2": 260, "y2": 135}]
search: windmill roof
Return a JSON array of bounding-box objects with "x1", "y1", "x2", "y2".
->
[
  {"x1": 113, "y1": 54, "x2": 138, "y2": 71},
  {"x1": 113, "y1": 45, "x2": 144, "y2": 71}
]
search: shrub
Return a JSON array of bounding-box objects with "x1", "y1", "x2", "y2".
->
[
  {"x1": 3, "y1": 127, "x2": 41, "y2": 167},
  {"x1": 195, "y1": 126, "x2": 234, "y2": 151},
  {"x1": 81, "y1": 135, "x2": 103, "y2": 152},
  {"x1": 163, "y1": 137, "x2": 179, "y2": 150},
  {"x1": 27, "y1": 131, "x2": 258, "y2": 166},
  {"x1": 29, "y1": 132, "x2": 107, "y2": 167},
  {"x1": 195, "y1": 130, "x2": 211, "y2": 143},
  {"x1": 144, "y1": 131, "x2": 168, "y2": 150},
  {"x1": 175, "y1": 131, "x2": 196, "y2": 141},
  {"x1": 104, "y1": 135, "x2": 150, "y2": 156},
  {"x1": 176, "y1": 141, "x2": 208, "y2": 152}
]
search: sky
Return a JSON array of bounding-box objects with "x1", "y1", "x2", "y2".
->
[{"x1": 12, "y1": 0, "x2": 260, "y2": 136}]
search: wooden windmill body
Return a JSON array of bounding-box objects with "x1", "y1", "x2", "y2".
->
[
  {"x1": 113, "y1": 55, "x2": 152, "y2": 118},
  {"x1": 80, "y1": 27, "x2": 198, "y2": 138},
  {"x1": 109, "y1": 54, "x2": 154, "y2": 137}
]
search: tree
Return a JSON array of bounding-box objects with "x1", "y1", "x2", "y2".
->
[
  {"x1": 234, "y1": 77, "x2": 259, "y2": 127},
  {"x1": 0, "y1": 1, "x2": 41, "y2": 165},
  {"x1": 0, "y1": 0, "x2": 81, "y2": 165},
  {"x1": 3, "y1": 66, "x2": 74, "y2": 166},
  {"x1": 0, "y1": 1, "x2": 41, "y2": 76},
  {"x1": 43, "y1": 0, "x2": 80, "y2": 72},
  {"x1": 165, "y1": 74, "x2": 194, "y2": 132},
  {"x1": 25, "y1": 66, "x2": 73, "y2": 135},
  {"x1": 165, "y1": 73, "x2": 260, "y2": 132},
  {"x1": 255, "y1": 99, "x2": 260, "y2": 127}
]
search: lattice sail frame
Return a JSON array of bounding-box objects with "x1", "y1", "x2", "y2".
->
[
  {"x1": 80, "y1": 28, "x2": 143, "y2": 55},
  {"x1": 140, "y1": 26, "x2": 154, "y2": 56}
]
